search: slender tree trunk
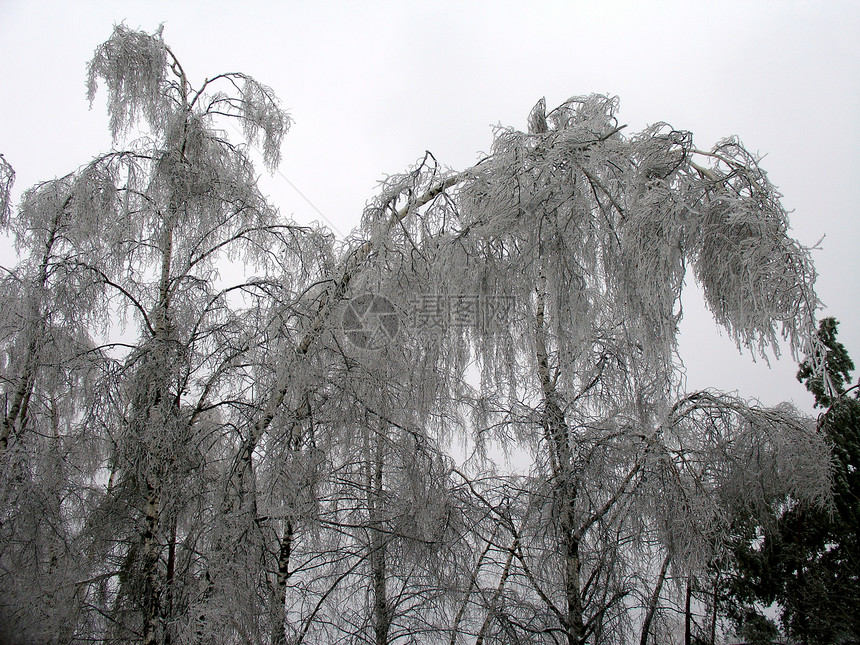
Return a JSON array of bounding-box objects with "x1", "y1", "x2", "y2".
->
[
  {"x1": 272, "y1": 519, "x2": 294, "y2": 645},
  {"x1": 563, "y1": 529, "x2": 584, "y2": 645},
  {"x1": 796, "y1": 564, "x2": 810, "y2": 645},
  {"x1": 140, "y1": 197, "x2": 178, "y2": 645},
  {"x1": 0, "y1": 332, "x2": 38, "y2": 456},
  {"x1": 142, "y1": 481, "x2": 162, "y2": 645},
  {"x1": 0, "y1": 211, "x2": 61, "y2": 461},
  {"x1": 449, "y1": 533, "x2": 496, "y2": 645},
  {"x1": 370, "y1": 535, "x2": 389, "y2": 645},
  {"x1": 640, "y1": 552, "x2": 671, "y2": 645},
  {"x1": 550, "y1": 395, "x2": 584, "y2": 644},
  {"x1": 684, "y1": 575, "x2": 692, "y2": 645},
  {"x1": 164, "y1": 517, "x2": 176, "y2": 645},
  {"x1": 536, "y1": 281, "x2": 583, "y2": 645},
  {"x1": 709, "y1": 569, "x2": 720, "y2": 645},
  {"x1": 368, "y1": 428, "x2": 390, "y2": 645},
  {"x1": 475, "y1": 536, "x2": 518, "y2": 645}
]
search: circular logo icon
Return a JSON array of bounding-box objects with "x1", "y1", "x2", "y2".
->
[{"x1": 341, "y1": 293, "x2": 400, "y2": 350}]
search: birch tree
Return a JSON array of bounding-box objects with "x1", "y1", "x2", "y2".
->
[
  {"x1": 42, "y1": 24, "x2": 320, "y2": 643},
  {"x1": 273, "y1": 231, "x2": 475, "y2": 644},
  {"x1": 0, "y1": 162, "x2": 114, "y2": 641},
  {"x1": 350, "y1": 95, "x2": 828, "y2": 644}
]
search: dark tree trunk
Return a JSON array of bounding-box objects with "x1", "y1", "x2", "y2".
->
[
  {"x1": 685, "y1": 575, "x2": 692, "y2": 645},
  {"x1": 640, "y1": 552, "x2": 671, "y2": 645}
]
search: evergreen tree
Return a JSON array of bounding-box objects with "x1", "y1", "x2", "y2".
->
[
  {"x1": 724, "y1": 318, "x2": 859, "y2": 644},
  {"x1": 774, "y1": 318, "x2": 859, "y2": 643}
]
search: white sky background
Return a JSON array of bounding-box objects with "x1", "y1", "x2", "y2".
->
[{"x1": 1, "y1": 1, "x2": 858, "y2": 415}]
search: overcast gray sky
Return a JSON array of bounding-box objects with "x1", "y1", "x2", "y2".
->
[{"x1": 1, "y1": 0, "x2": 858, "y2": 413}]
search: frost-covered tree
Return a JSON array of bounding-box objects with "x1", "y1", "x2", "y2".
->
[
  {"x1": 0, "y1": 165, "x2": 113, "y2": 641},
  {"x1": 0, "y1": 153, "x2": 13, "y2": 227},
  {"x1": 0, "y1": 27, "x2": 835, "y2": 645},
  {"x1": 345, "y1": 95, "x2": 829, "y2": 644},
  {"x1": 0, "y1": 24, "x2": 332, "y2": 644},
  {"x1": 642, "y1": 393, "x2": 830, "y2": 645},
  {"x1": 79, "y1": 25, "x2": 333, "y2": 644}
]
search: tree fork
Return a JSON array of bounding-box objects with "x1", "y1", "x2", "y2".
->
[
  {"x1": 0, "y1": 204, "x2": 65, "y2": 462},
  {"x1": 224, "y1": 173, "x2": 468, "y2": 510}
]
